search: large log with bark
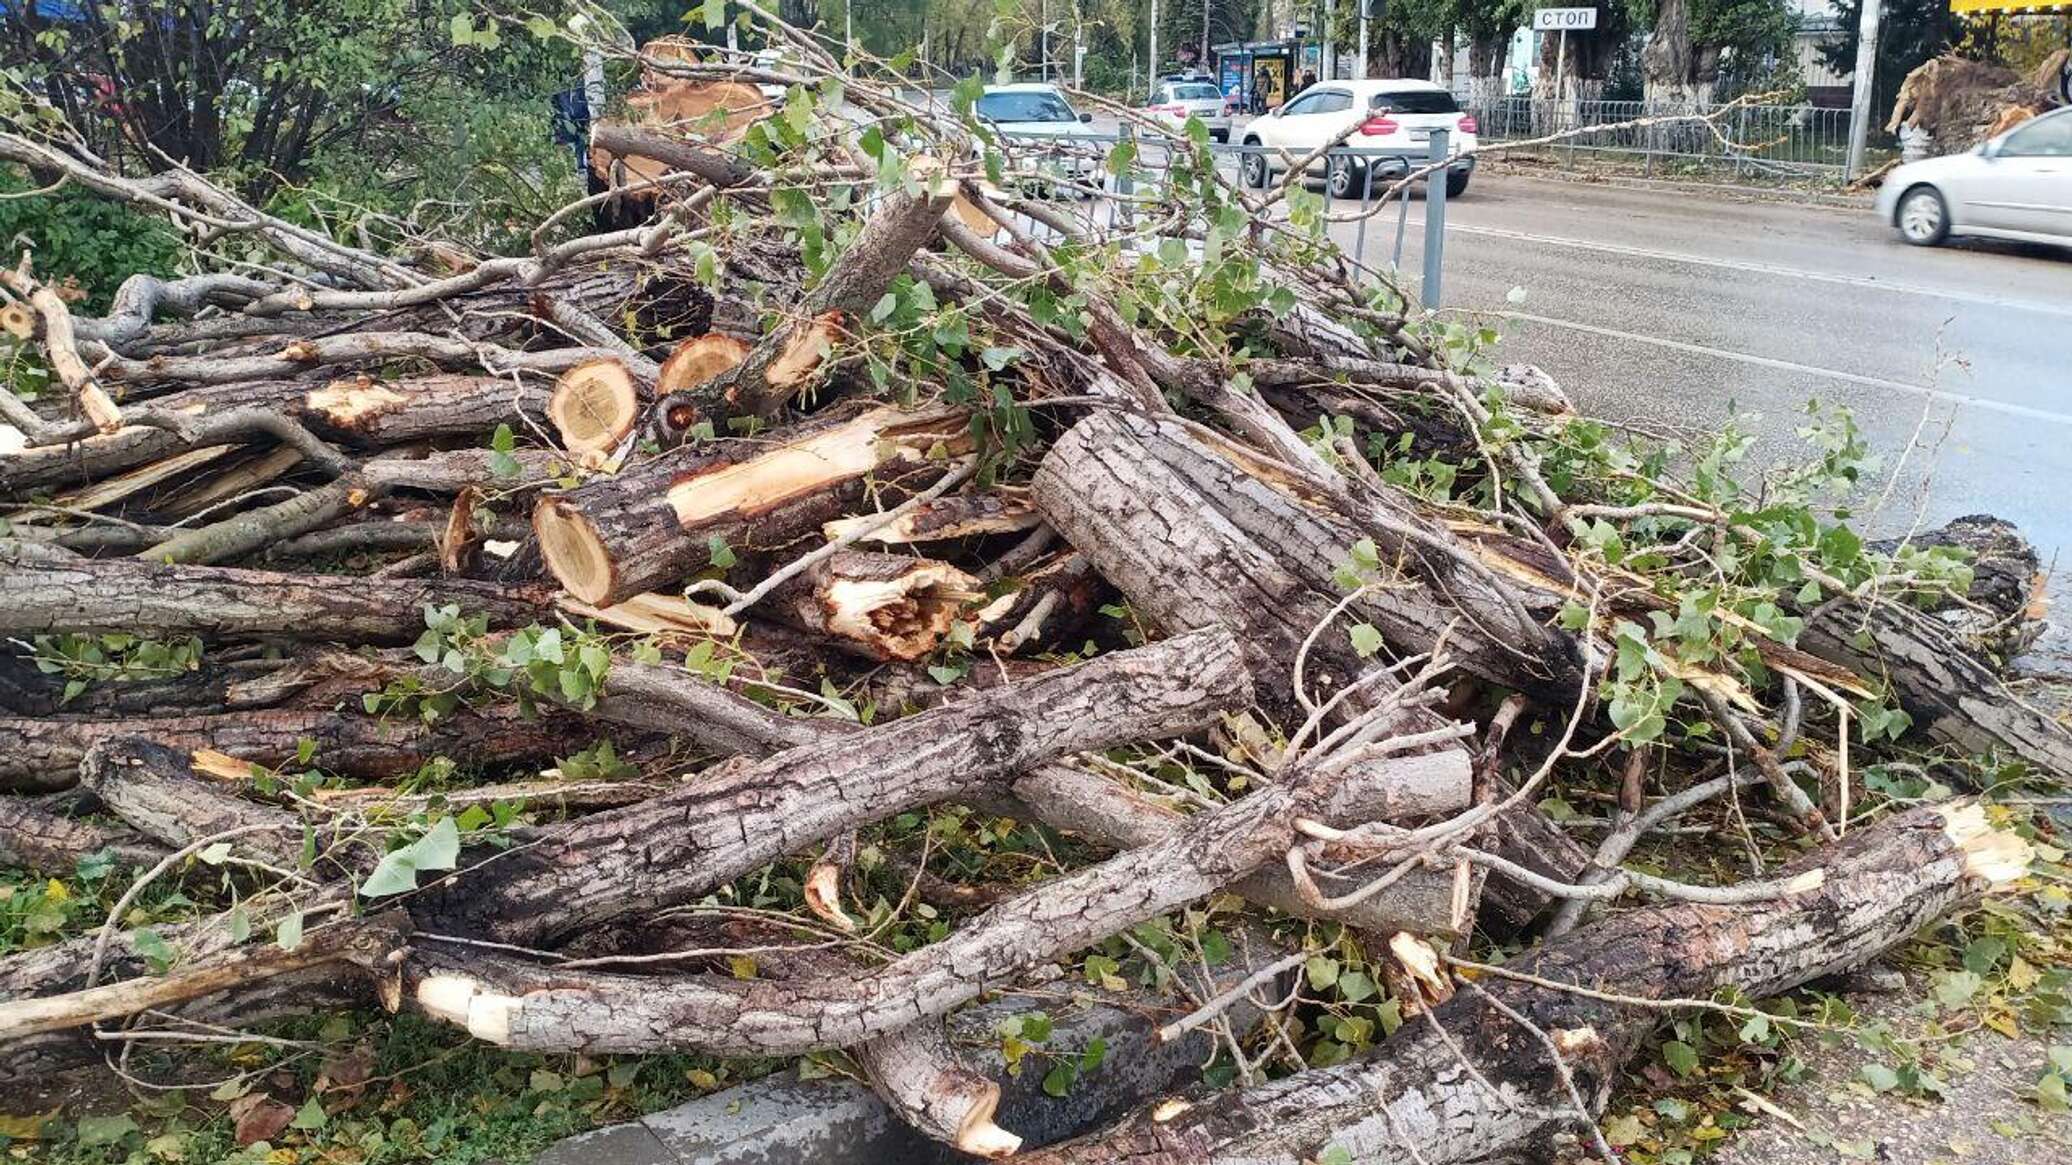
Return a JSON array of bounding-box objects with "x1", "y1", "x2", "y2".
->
[
  {"x1": 409, "y1": 627, "x2": 1253, "y2": 944},
  {"x1": 533, "y1": 404, "x2": 971, "y2": 605},
  {"x1": 0, "y1": 549, "x2": 552, "y2": 641},
  {"x1": 1023, "y1": 802, "x2": 2027, "y2": 1164}
]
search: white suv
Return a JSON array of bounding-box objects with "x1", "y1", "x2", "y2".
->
[{"x1": 1238, "y1": 79, "x2": 1478, "y2": 198}]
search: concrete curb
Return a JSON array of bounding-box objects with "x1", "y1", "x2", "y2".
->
[{"x1": 1482, "y1": 159, "x2": 1876, "y2": 211}]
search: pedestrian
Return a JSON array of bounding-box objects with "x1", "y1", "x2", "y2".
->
[{"x1": 1297, "y1": 70, "x2": 1316, "y2": 95}]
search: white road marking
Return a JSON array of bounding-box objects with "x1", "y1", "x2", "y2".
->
[
  {"x1": 1499, "y1": 311, "x2": 2072, "y2": 427},
  {"x1": 1396, "y1": 220, "x2": 2072, "y2": 319}
]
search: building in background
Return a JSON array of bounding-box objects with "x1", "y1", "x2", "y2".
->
[{"x1": 1790, "y1": 0, "x2": 1856, "y2": 107}]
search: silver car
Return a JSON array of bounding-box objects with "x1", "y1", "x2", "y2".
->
[
  {"x1": 1146, "y1": 78, "x2": 1232, "y2": 143},
  {"x1": 1875, "y1": 105, "x2": 2072, "y2": 248}
]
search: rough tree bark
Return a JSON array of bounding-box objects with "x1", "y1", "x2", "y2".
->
[
  {"x1": 1021, "y1": 802, "x2": 2027, "y2": 1164},
  {"x1": 409, "y1": 627, "x2": 1253, "y2": 945},
  {"x1": 0, "y1": 549, "x2": 552, "y2": 642}
]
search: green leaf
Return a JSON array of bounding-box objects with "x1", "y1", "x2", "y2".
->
[
  {"x1": 2038, "y1": 1069, "x2": 2070, "y2": 1112},
  {"x1": 1019, "y1": 1011, "x2": 1053, "y2": 1042},
  {"x1": 1860, "y1": 1063, "x2": 1900, "y2": 1092},
  {"x1": 1933, "y1": 969, "x2": 1983, "y2": 1010},
  {"x1": 1336, "y1": 971, "x2": 1376, "y2": 1003},
  {"x1": 1080, "y1": 1036, "x2": 1108, "y2": 1072},
  {"x1": 1348, "y1": 623, "x2": 1384, "y2": 658},
  {"x1": 359, "y1": 817, "x2": 462, "y2": 898},
  {"x1": 130, "y1": 926, "x2": 175, "y2": 971},
  {"x1": 276, "y1": 911, "x2": 304, "y2": 953},
  {"x1": 707, "y1": 534, "x2": 737, "y2": 569},
  {"x1": 75, "y1": 1113, "x2": 138, "y2": 1147},
  {"x1": 979, "y1": 346, "x2": 1021, "y2": 372},
  {"x1": 1041, "y1": 1061, "x2": 1076, "y2": 1097},
  {"x1": 532, "y1": 626, "x2": 564, "y2": 665},
  {"x1": 1662, "y1": 1039, "x2": 1700, "y2": 1078},
  {"x1": 1305, "y1": 955, "x2": 1340, "y2": 990},
  {"x1": 701, "y1": 0, "x2": 725, "y2": 31},
  {"x1": 290, "y1": 1096, "x2": 327, "y2": 1130}
]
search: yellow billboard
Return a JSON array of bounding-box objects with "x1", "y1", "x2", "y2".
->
[{"x1": 1949, "y1": 0, "x2": 2068, "y2": 12}]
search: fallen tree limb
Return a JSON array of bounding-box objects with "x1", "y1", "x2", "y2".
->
[
  {"x1": 410, "y1": 627, "x2": 1253, "y2": 944},
  {"x1": 533, "y1": 403, "x2": 971, "y2": 605},
  {"x1": 0, "y1": 549, "x2": 552, "y2": 641},
  {"x1": 1018, "y1": 802, "x2": 2027, "y2": 1164}
]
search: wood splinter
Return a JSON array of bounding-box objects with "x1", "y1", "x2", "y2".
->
[{"x1": 770, "y1": 551, "x2": 980, "y2": 662}]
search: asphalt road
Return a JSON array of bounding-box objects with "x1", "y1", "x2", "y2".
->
[{"x1": 1322, "y1": 171, "x2": 2072, "y2": 646}]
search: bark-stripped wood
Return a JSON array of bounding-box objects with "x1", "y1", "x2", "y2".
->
[
  {"x1": 547, "y1": 359, "x2": 642, "y2": 464},
  {"x1": 533, "y1": 404, "x2": 972, "y2": 605},
  {"x1": 765, "y1": 550, "x2": 979, "y2": 661},
  {"x1": 1021, "y1": 802, "x2": 2028, "y2": 1164}
]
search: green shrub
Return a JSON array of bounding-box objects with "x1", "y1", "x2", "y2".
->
[{"x1": 0, "y1": 169, "x2": 183, "y2": 313}]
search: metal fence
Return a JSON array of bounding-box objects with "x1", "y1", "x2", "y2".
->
[
  {"x1": 1453, "y1": 96, "x2": 1858, "y2": 180},
  {"x1": 986, "y1": 128, "x2": 1459, "y2": 305}
]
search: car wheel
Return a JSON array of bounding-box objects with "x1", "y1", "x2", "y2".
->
[
  {"x1": 1896, "y1": 185, "x2": 1949, "y2": 246},
  {"x1": 1242, "y1": 147, "x2": 1269, "y2": 189},
  {"x1": 1445, "y1": 172, "x2": 1470, "y2": 199},
  {"x1": 1327, "y1": 157, "x2": 1367, "y2": 199}
]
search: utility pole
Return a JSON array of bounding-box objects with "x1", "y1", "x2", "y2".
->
[
  {"x1": 1323, "y1": 0, "x2": 1336, "y2": 79},
  {"x1": 1844, "y1": 0, "x2": 1884, "y2": 181},
  {"x1": 1149, "y1": 0, "x2": 1160, "y2": 98},
  {"x1": 844, "y1": 0, "x2": 854, "y2": 63},
  {"x1": 1357, "y1": 0, "x2": 1370, "y2": 80},
  {"x1": 1201, "y1": 0, "x2": 1210, "y2": 69},
  {"x1": 1042, "y1": 0, "x2": 1051, "y2": 81},
  {"x1": 1074, "y1": 2, "x2": 1085, "y2": 88}
]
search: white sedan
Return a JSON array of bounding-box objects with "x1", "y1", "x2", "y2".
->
[
  {"x1": 1875, "y1": 106, "x2": 2072, "y2": 248},
  {"x1": 1237, "y1": 79, "x2": 1478, "y2": 198}
]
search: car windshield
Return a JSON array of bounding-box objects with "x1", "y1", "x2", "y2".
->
[
  {"x1": 1174, "y1": 84, "x2": 1222, "y2": 101},
  {"x1": 978, "y1": 92, "x2": 1076, "y2": 123},
  {"x1": 1370, "y1": 90, "x2": 1460, "y2": 114}
]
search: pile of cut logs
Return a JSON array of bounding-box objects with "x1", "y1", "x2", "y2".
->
[{"x1": 0, "y1": 21, "x2": 2061, "y2": 1164}]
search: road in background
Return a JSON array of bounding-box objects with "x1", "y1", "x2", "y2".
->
[
  {"x1": 1326, "y1": 172, "x2": 2072, "y2": 655},
  {"x1": 1018, "y1": 100, "x2": 2071, "y2": 652}
]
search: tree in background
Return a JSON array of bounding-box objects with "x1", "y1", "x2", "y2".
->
[
  {"x1": 1328, "y1": 0, "x2": 1451, "y2": 80},
  {"x1": 1637, "y1": 0, "x2": 1793, "y2": 106},
  {"x1": 1457, "y1": 0, "x2": 1530, "y2": 103},
  {"x1": 1819, "y1": 0, "x2": 1958, "y2": 125},
  {"x1": 1532, "y1": 0, "x2": 1636, "y2": 101},
  {"x1": 1155, "y1": 0, "x2": 1266, "y2": 72},
  {"x1": 1, "y1": 0, "x2": 573, "y2": 199}
]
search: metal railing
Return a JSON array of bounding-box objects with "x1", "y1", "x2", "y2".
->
[
  {"x1": 1452, "y1": 96, "x2": 1857, "y2": 180},
  {"x1": 984, "y1": 127, "x2": 1459, "y2": 306}
]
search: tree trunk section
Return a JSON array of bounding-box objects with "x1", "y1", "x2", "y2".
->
[{"x1": 533, "y1": 404, "x2": 970, "y2": 606}]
